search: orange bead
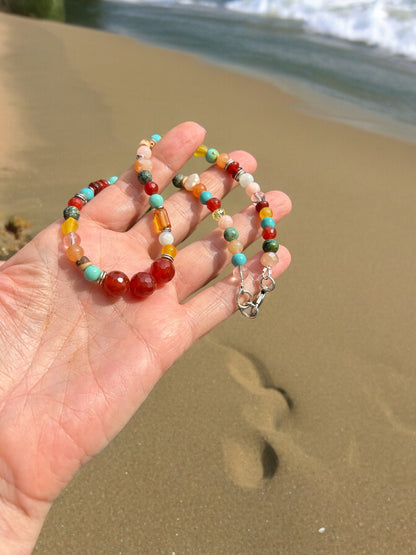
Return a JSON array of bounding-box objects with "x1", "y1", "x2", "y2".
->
[
  {"x1": 161, "y1": 244, "x2": 178, "y2": 258},
  {"x1": 192, "y1": 182, "x2": 207, "y2": 198},
  {"x1": 259, "y1": 207, "x2": 273, "y2": 219},
  {"x1": 154, "y1": 208, "x2": 171, "y2": 232},
  {"x1": 216, "y1": 153, "x2": 229, "y2": 169},
  {"x1": 227, "y1": 240, "x2": 243, "y2": 254},
  {"x1": 66, "y1": 244, "x2": 84, "y2": 262}
]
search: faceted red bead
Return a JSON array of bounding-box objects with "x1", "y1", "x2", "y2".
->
[
  {"x1": 206, "y1": 197, "x2": 221, "y2": 212},
  {"x1": 144, "y1": 181, "x2": 159, "y2": 195},
  {"x1": 130, "y1": 272, "x2": 157, "y2": 298},
  {"x1": 262, "y1": 226, "x2": 277, "y2": 240},
  {"x1": 68, "y1": 197, "x2": 83, "y2": 210},
  {"x1": 255, "y1": 200, "x2": 269, "y2": 213},
  {"x1": 97, "y1": 179, "x2": 109, "y2": 190},
  {"x1": 150, "y1": 257, "x2": 175, "y2": 284},
  {"x1": 226, "y1": 161, "x2": 241, "y2": 178},
  {"x1": 102, "y1": 271, "x2": 130, "y2": 297}
]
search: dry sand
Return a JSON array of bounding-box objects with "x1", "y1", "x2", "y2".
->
[{"x1": 1, "y1": 11, "x2": 415, "y2": 554}]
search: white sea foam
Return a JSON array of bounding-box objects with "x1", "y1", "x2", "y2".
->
[{"x1": 120, "y1": 0, "x2": 416, "y2": 60}]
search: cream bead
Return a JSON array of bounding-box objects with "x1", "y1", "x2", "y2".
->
[
  {"x1": 227, "y1": 240, "x2": 244, "y2": 254},
  {"x1": 245, "y1": 181, "x2": 261, "y2": 196},
  {"x1": 261, "y1": 252, "x2": 279, "y2": 267},
  {"x1": 239, "y1": 173, "x2": 254, "y2": 188},
  {"x1": 218, "y1": 214, "x2": 234, "y2": 230},
  {"x1": 159, "y1": 230, "x2": 174, "y2": 246},
  {"x1": 184, "y1": 173, "x2": 200, "y2": 191}
]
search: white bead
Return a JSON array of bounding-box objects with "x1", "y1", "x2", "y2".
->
[
  {"x1": 184, "y1": 173, "x2": 200, "y2": 191},
  {"x1": 159, "y1": 231, "x2": 174, "y2": 246},
  {"x1": 239, "y1": 173, "x2": 254, "y2": 188}
]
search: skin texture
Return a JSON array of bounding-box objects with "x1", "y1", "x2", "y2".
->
[{"x1": 0, "y1": 122, "x2": 291, "y2": 553}]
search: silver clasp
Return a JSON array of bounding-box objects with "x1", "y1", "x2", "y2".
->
[{"x1": 235, "y1": 266, "x2": 276, "y2": 319}]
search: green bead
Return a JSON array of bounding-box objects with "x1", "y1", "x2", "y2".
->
[
  {"x1": 223, "y1": 227, "x2": 239, "y2": 241},
  {"x1": 63, "y1": 206, "x2": 80, "y2": 220},
  {"x1": 137, "y1": 170, "x2": 152, "y2": 184},
  {"x1": 172, "y1": 173, "x2": 184, "y2": 188},
  {"x1": 262, "y1": 239, "x2": 280, "y2": 253},
  {"x1": 206, "y1": 148, "x2": 219, "y2": 163},
  {"x1": 84, "y1": 265, "x2": 101, "y2": 282}
]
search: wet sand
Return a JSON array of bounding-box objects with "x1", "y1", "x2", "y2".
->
[{"x1": 1, "y1": 12, "x2": 415, "y2": 554}]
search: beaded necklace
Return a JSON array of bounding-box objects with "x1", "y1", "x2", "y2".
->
[{"x1": 61, "y1": 135, "x2": 278, "y2": 318}]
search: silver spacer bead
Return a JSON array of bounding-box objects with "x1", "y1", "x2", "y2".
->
[
  {"x1": 224, "y1": 158, "x2": 234, "y2": 171},
  {"x1": 162, "y1": 227, "x2": 172, "y2": 233},
  {"x1": 97, "y1": 270, "x2": 107, "y2": 285},
  {"x1": 234, "y1": 169, "x2": 246, "y2": 182},
  {"x1": 74, "y1": 193, "x2": 88, "y2": 205},
  {"x1": 161, "y1": 254, "x2": 174, "y2": 262}
]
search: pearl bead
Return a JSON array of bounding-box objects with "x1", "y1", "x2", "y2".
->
[
  {"x1": 159, "y1": 230, "x2": 174, "y2": 246},
  {"x1": 245, "y1": 182, "x2": 261, "y2": 197},
  {"x1": 218, "y1": 215, "x2": 233, "y2": 230},
  {"x1": 184, "y1": 173, "x2": 200, "y2": 191},
  {"x1": 239, "y1": 173, "x2": 254, "y2": 188},
  {"x1": 261, "y1": 252, "x2": 279, "y2": 267}
]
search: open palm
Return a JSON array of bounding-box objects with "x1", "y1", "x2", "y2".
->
[{"x1": 0, "y1": 122, "x2": 291, "y2": 550}]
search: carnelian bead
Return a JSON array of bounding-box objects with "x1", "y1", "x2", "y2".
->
[
  {"x1": 102, "y1": 271, "x2": 130, "y2": 297},
  {"x1": 68, "y1": 197, "x2": 84, "y2": 210},
  {"x1": 150, "y1": 257, "x2": 175, "y2": 283},
  {"x1": 206, "y1": 197, "x2": 221, "y2": 212},
  {"x1": 259, "y1": 207, "x2": 273, "y2": 219},
  {"x1": 216, "y1": 153, "x2": 229, "y2": 169},
  {"x1": 161, "y1": 244, "x2": 178, "y2": 258},
  {"x1": 192, "y1": 183, "x2": 206, "y2": 199},
  {"x1": 130, "y1": 272, "x2": 157, "y2": 298},
  {"x1": 262, "y1": 226, "x2": 277, "y2": 240},
  {"x1": 66, "y1": 244, "x2": 84, "y2": 262},
  {"x1": 226, "y1": 161, "x2": 241, "y2": 178},
  {"x1": 256, "y1": 200, "x2": 269, "y2": 212},
  {"x1": 144, "y1": 181, "x2": 159, "y2": 195}
]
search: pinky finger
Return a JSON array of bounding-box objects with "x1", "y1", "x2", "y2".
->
[{"x1": 184, "y1": 244, "x2": 291, "y2": 341}]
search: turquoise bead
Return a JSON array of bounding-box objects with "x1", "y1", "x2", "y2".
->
[
  {"x1": 224, "y1": 227, "x2": 239, "y2": 241},
  {"x1": 199, "y1": 190, "x2": 213, "y2": 205},
  {"x1": 149, "y1": 194, "x2": 164, "y2": 208},
  {"x1": 151, "y1": 134, "x2": 162, "y2": 142},
  {"x1": 261, "y1": 217, "x2": 275, "y2": 229},
  {"x1": 84, "y1": 265, "x2": 101, "y2": 282},
  {"x1": 80, "y1": 187, "x2": 94, "y2": 201},
  {"x1": 262, "y1": 239, "x2": 279, "y2": 253},
  {"x1": 231, "y1": 253, "x2": 247, "y2": 267},
  {"x1": 206, "y1": 148, "x2": 219, "y2": 163},
  {"x1": 108, "y1": 176, "x2": 118, "y2": 185}
]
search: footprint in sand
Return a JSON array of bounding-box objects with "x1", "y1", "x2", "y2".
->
[{"x1": 222, "y1": 350, "x2": 293, "y2": 489}]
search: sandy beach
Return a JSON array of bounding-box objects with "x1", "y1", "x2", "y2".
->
[{"x1": 1, "y1": 11, "x2": 415, "y2": 554}]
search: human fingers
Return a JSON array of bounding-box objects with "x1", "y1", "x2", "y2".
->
[
  {"x1": 174, "y1": 190, "x2": 291, "y2": 301},
  {"x1": 126, "y1": 149, "x2": 257, "y2": 252},
  {"x1": 83, "y1": 121, "x2": 206, "y2": 231}
]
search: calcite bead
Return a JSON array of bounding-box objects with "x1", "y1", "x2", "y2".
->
[
  {"x1": 218, "y1": 215, "x2": 234, "y2": 230},
  {"x1": 151, "y1": 257, "x2": 175, "y2": 283},
  {"x1": 130, "y1": 272, "x2": 157, "y2": 298},
  {"x1": 102, "y1": 271, "x2": 130, "y2": 297},
  {"x1": 66, "y1": 244, "x2": 84, "y2": 262},
  {"x1": 228, "y1": 240, "x2": 243, "y2": 254},
  {"x1": 245, "y1": 182, "x2": 261, "y2": 197}
]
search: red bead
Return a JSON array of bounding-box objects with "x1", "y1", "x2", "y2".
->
[
  {"x1": 130, "y1": 272, "x2": 157, "y2": 298},
  {"x1": 68, "y1": 197, "x2": 84, "y2": 210},
  {"x1": 262, "y1": 226, "x2": 277, "y2": 240},
  {"x1": 102, "y1": 271, "x2": 130, "y2": 297},
  {"x1": 150, "y1": 257, "x2": 175, "y2": 284},
  {"x1": 88, "y1": 182, "x2": 101, "y2": 195},
  {"x1": 97, "y1": 179, "x2": 109, "y2": 190},
  {"x1": 206, "y1": 197, "x2": 221, "y2": 212},
  {"x1": 144, "y1": 181, "x2": 159, "y2": 195},
  {"x1": 226, "y1": 161, "x2": 241, "y2": 178},
  {"x1": 255, "y1": 200, "x2": 269, "y2": 213}
]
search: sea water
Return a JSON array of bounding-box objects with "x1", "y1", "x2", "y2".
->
[{"x1": 65, "y1": 0, "x2": 416, "y2": 142}]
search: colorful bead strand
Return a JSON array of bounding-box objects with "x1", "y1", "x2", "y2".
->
[{"x1": 61, "y1": 135, "x2": 177, "y2": 299}]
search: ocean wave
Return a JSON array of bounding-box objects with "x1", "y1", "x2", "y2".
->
[{"x1": 118, "y1": 0, "x2": 416, "y2": 60}]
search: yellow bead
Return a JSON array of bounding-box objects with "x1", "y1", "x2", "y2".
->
[
  {"x1": 227, "y1": 240, "x2": 244, "y2": 254},
  {"x1": 194, "y1": 144, "x2": 208, "y2": 157},
  {"x1": 259, "y1": 207, "x2": 273, "y2": 219},
  {"x1": 161, "y1": 244, "x2": 178, "y2": 258},
  {"x1": 61, "y1": 217, "x2": 79, "y2": 235},
  {"x1": 154, "y1": 208, "x2": 171, "y2": 232}
]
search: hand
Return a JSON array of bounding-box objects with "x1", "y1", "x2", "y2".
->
[{"x1": 0, "y1": 122, "x2": 291, "y2": 552}]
